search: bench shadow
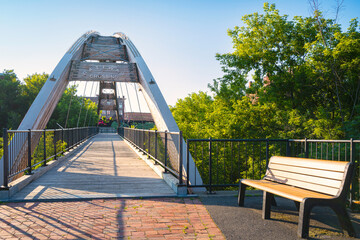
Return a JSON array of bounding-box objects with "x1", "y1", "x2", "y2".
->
[{"x1": 199, "y1": 191, "x2": 360, "y2": 239}]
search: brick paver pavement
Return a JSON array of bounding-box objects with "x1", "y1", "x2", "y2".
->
[{"x1": 0, "y1": 198, "x2": 225, "y2": 240}]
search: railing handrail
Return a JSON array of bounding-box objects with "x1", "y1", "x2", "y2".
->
[
  {"x1": 187, "y1": 138, "x2": 358, "y2": 143},
  {"x1": 121, "y1": 127, "x2": 180, "y2": 135},
  {"x1": 187, "y1": 138, "x2": 285, "y2": 142},
  {"x1": 7, "y1": 126, "x2": 96, "y2": 133}
]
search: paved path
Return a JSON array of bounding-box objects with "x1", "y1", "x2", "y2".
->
[
  {"x1": 0, "y1": 198, "x2": 225, "y2": 240},
  {"x1": 11, "y1": 133, "x2": 176, "y2": 200},
  {"x1": 200, "y1": 191, "x2": 360, "y2": 239}
]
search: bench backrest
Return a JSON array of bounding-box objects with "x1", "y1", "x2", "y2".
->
[{"x1": 264, "y1": 156, "x2": 352, "y2": 196}]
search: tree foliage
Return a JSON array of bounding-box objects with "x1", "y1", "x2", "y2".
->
[
  {"x1": 0, "y1": 70, "x2": 27, "y2": 130},
  {"x1": 48, "y1": 85, "x2": 98, "y2": 129},
  {"x1": 173, "y1": 3, "x2": 360, "y2": 140}
]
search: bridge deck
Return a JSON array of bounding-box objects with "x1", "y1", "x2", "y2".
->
[{"x1": 10, "y1": 133, "x2": 176, "y2": 200}]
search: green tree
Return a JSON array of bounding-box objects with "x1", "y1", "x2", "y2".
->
[
  {"x1": 46, "y1": 84, "x2": 99, "y2": 129},
  {"x1": 209, "y1": 3, "x2": 360, "y2": 139},
  {"x1": 211, "y1": 3, "x2": 319, "y2": 110},
  {"x1": 0, "y1": 70, "x2": 26, "y2": 131},
  {"x1": 170, "y1": 92, "x2": 213, "y2": 139},
  {"x1": 22, "y1": 73, "x2": 49, "y2": 107}
]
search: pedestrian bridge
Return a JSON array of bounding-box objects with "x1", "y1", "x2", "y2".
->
[{"x1": 0, "y1": 31, "x2": 203, "y2": 198}]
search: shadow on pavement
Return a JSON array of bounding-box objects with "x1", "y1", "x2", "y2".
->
[{"x1": 199, "y1": 190, "x2": 360, "y2": 240}]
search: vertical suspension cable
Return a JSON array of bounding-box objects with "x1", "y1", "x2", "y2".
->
[
  {"x1": 65, "y1": 81, "x2": 77, "y2": 128},
  {"x1": 125, "y1": 82, "x2": 133, "y2": 112},
  {"x1": 125, "y1": 83, "x2": 133, "y2": 127},
  {"x1": 119, "y1": 81, "x2": 124, "y2": 98},
  {"x1": 115, "y1": 83, "x2": 122, "y2": 126},
  {"x1": 83, "y1": 81, "x2": 95, "y2": 127},
  {"x1": 88, "y1": 82, "x2": 99, "y2": 126},
  {"x1": 133, "y1": 83, "x2": 143, "y2": 125},
  {"x1": 118, "y1": 82, "x2": 125, "y2": 124},
  {"x1": 76, "y1": 81, "x2": 88, "y2": 128}
]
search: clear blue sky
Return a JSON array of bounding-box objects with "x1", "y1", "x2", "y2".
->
[{"x1": 1, "y1": 0, "x2": 359, "y2": 106}]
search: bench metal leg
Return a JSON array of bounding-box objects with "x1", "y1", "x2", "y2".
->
[
  {"x1": 238, "y1": 182, "x2": 246, "y2": 206},
  {"x1": 331, "y1": 205, "x2": 356, "y2": 237},
  {"x1": 298, "y1": 199, "x2": 314, "y2": 238},
  {"x1": 262, "y1": 191, "x2": 273, "y2": 219}
]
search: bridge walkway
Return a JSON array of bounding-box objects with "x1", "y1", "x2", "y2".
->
[{"x1": 10, "y1": 133, "x2": 176, "y2": 200}]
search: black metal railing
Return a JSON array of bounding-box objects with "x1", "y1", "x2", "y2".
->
[
  {"x1": 186, "y1": 138, "x2": 360, "y2": 202},
  {"x1": 119, "y1": 127, "x2": 184, "y2": 184},
  {"x1": 99, "y1": 127, "x2": 117, "y2": 133},
  {"x1": 1, "y1": 127, "x2": 98, "y2": 188}
]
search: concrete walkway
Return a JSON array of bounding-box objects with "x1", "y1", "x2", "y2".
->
[{"x1": 10, "y1": 133, "x2": 176, "y2": 200}]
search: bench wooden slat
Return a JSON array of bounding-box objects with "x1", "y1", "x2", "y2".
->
[
  {"x1": 270, "y1": 156, "x2": 348, "y2": 172},
  {"x1": 268, "y1": 162, "x2": 344, "y2": 180},
  {"x1": 263, "y1": 174, "x2": 340, "y2": 195},
  {"x1": 265, "y1": 169, "x2": 342, "y2": 189},
  {"x1": 241, "y1": 179, "x2": 334, "y2": 202}
]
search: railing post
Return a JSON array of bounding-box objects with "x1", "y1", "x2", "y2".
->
[
  {"x1": 164, "y1": 130, "x2": 168, "y2": 173},
  {"x1": 208, "y1": 137, "x2": 213, "y2": 194},
  {"x1": 186, "y1": 140, "x2": 190, "y2": 188},
  {"x1": 70, "y1": 129, "x2": 72, "y2": 149},
  {"x1": 71, "y1": 129, "x2": 74, "y2": 148},
  {"x1": 148, "y1": 131, "x2": 151, "y2": 157},
  {"x1": 27, "y1": 129, "x2": 32, "y2": 175},
  {"x1": 142, "y1": 130, "x2": 145, "y2": 151},
  {"x1": 43, "y1": 130, "x2": 47, "y2": 166},
  {"x1": 67, "y1": 129, "x2": 70, "y2": 150},
  {"x1": 350, "y1": 138, "x2": 355, "y2": 208},
  {"x1": 179, "y1": 131, "x2": 183, "y2": 186},
  {"x1": 155, "y1": 130, "x2": 158, "y2": 159},
  {"x1": 304, "y1": 138, "x2": 309, "y2": 158},
  {"x1": 54, "y1": 130, "x2": 57, "y2": 160},
  {"x1": 67, "y1": 129, "x2": 70, "y2": 151},
  {"x1": 61, "y1": 128, "x2": 64, "y2": 152},
  {"x1": 2, "y1": 128, "x2": 9, "y2": 189},
  {"x1": 266, "y1": 139, "x2": 269, "y2": 168},
  {"x1": 286, "y1": 140, "x2": 291, "y2": 157}
]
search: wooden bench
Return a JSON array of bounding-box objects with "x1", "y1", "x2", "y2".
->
[{"x1": 238, "y1": 156, "x2": 355, "y2": 238}]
